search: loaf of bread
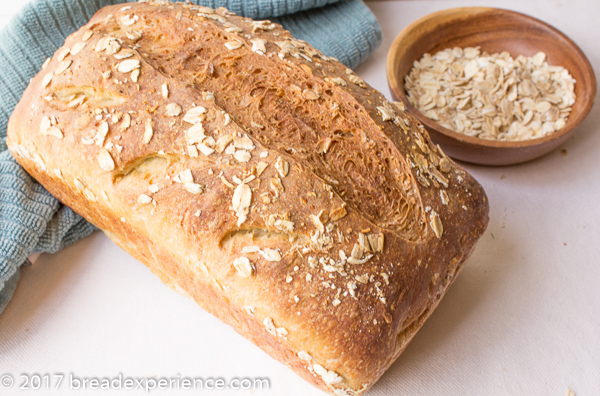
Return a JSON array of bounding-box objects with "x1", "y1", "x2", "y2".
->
[{"x1": 7, "y1": 2, "x2": 489, "y2": 394}]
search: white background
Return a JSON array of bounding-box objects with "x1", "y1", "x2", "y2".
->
[{"x1": 0, "y1": 0, "x2": 599, "y2": 395}]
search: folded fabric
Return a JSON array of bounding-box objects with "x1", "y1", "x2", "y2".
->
[{"x1": 0, "y1": 0, "x2": 382, "y2": 315}]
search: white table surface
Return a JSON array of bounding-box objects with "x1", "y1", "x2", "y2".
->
[{"x1": 1, "y1": 1, "x2": 599, "y2": 395}]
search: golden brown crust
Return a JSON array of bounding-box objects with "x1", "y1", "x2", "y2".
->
[{"x1": 7, "y1": 3, "x2": 489, "y2": 395}]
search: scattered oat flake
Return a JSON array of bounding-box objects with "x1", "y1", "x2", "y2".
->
[
  {"x1": 256, "y1": 161, "x2": 269, "y2": 176},
  {"x1": 84, "y1": 188, "x2": 97, "y2": 202},
  {"x1": 310, "y1": 214, "x2": 324, "y2": 233},
  {"x1": 57, "y1": 48, "x2": 70, "y2": 61},
  {"x1": 98, "y1": 148, "x2": 115, "y2": 171},
  {"x1": 274, "y1": 156, "x2": 289, "y2": 177},
  {"x1": 137, "y1": 194, "x2": 152, "y2": 204},
  {"x1": 298, "y1": 351, "x2": 312, "y2": 361},
  {"x1": 39, "y1": 116, "x2": 51, "y2": 133},
  {"x1": 224, "y1": 23, "x2": 242, "y2": 33},
  {"x1": 43, "y1": 126, "x2": 63, "y2": 139},
  {"x1": 274, "y1": 219, "x2": 294, "y2": 233},
  {"x1": 221, "y1": 175, "x2": 235, "y2": 188},
  {"x1": 116, "y1": 59, "x2": 140, "y2": 73},
  {"x1": 96, "y1": 121, "x2": 109, "y2": 146},
  {"x1": 242, "y1": 245, "x2": 261, "y2": 254},
  {"x1": 215, "y1": 134, "x2": 233, "y2": 153},
  {"x1": 347, "y1": 254, "x2": 373, "y2": 265},
  {"x1": 166, "y1": 103, "x2": 182, "y2": 117},
  {"x1": 68, "y1": 96, "x2": 85, "y2": 108},
  {"x1": 55, "y1": 60, "x2": 72, "y2": 75},
  {"x1": 187, "y1": 144, "x2": 198, "y2": 158},
  {"x1": 41, "y1": 72, "x2": 53, "y2": 87},
  {"x1": 260, "y1": 248, "x2": 281, "y2": 262},
  {"x1": 368, "y1": 233, "x2": 384, "y2": 252},
  {"x1": 232, "y1": 183, "x2": 251, "y2": 212},
  {"x1": 203, "y1": 91, "x2": 215, "y2": 101},
  {"x1": 330, "y1": 205, "x2": 347, "y2": 221},
  {"x1": 95, "y1": 36, "x2": 110, "y2": 52},
  {"x1": 233, "y1": 134, "x2": 254, "y2": 150},
  {"x1": 439, "y1": 157, "x2": 452, "y2": 173},
  {"x1": 234, "y1": 149, "x2": 251, "y2": 163},
  {"x1": 440, "y1": 190, "x2": 449, "y2": 205},
  {"x1": 377, "y1": 103, "x2": 395, "y2": 122},
  {"x1": 186, "y1": 123, "x2": 205, "y2": 144},
  {"x1": 121, "y1": 113, "x2": 131, "y2": 130},
  {"x1": 198, "y1": 143, "x2": 215, "y2": 156},
  {"x1": 276, "y1": 327, "x2": 288, "y2": 337},
  {"x1": 143, "y1": 119, "x2": 153, "y2": 144},
  {"x1": 303, "y1": 89, "x2": 320, "y2": 100},
  {"x1": 114, "y1": 49, "x2": 134, "y2": 60},
  {"x1": 179, "y1": 169, "x2": 193, "y2": 184},
  {"x1": 225, "y1": 41, "x2": 243, "y2": 50},
  {"x1": 232, "y1": 183, "x2": 251, "y2": 226},
  {"x1": 73, "y1": 178, "x2": 84, "y2": 191},
  {"x1": 429, "y1": 210, "x2": 443, "y2": 238},
  {"x1": 185, "y1": 182, "x2": 203, "y2": 195},
  {"x1": 263, "y1": 317, "x2": 277, "y2": 336},
  {"x1": 323, "y1": 365, "x2": 345, "y2": 382},
  {"x1": 251, "y1": 38, "x2": 267, "y2": 54},
  {"x1": 330, "y1": 77, "x2": 346, "y2": 86},
  {"x1": 183, "y1": 106, "x2": 207, "y2": 124},
  {"x1": 348, "y1": 73, "x2": 366, "y2": 87},
  {"x1": 270, "y1": 177, "x2": 284, "y2": 196},
  {"x1": 120, "y1": 14, "x2": 139, "y2": 26},
  {"x1": 312, "y1": 365, "x2": 342, "y2": 385},
  {"x1": 233, "y1": 257, "x2": 255, "y2": 277},
  {"x1": 71, "y1": 42, "x2": 86, "y2": 55}
]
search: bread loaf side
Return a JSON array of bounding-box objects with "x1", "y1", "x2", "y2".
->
[{"x1": 7, "y1": 3, "x2": 489, "y2": 395}]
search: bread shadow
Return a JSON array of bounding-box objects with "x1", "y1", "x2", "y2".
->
[
  {"x1": 0, "y1": 235, "x2": 95, "y2": 354},
  {"x1": 369, "y1": 227, "x2": 518, "y2": 394}
]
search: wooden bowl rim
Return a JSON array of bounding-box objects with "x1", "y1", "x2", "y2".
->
[{"x1": 386, "y1": 6, "x2": 597, "y2": 150}]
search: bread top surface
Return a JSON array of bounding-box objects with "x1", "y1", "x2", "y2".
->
[{"x1": 8, "y1": 2, "x2": 489, "y2": 393}]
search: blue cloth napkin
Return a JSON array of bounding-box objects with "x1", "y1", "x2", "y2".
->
[{"x1": 0, "y1": 0, "x2": 381, "y2": 315}]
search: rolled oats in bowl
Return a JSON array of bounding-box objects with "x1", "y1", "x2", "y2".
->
[{"x1": 404, "y1": 47, "x2": 576, "y2": 141}]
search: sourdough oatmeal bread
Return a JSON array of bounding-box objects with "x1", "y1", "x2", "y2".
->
[{"x1": 7, "y1": 2, "x2": 489, "y2": 394}]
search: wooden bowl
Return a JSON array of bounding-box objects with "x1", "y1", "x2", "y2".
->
[{"x1": 386, "y1": 7, "x2": 596, "y2": 166}]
